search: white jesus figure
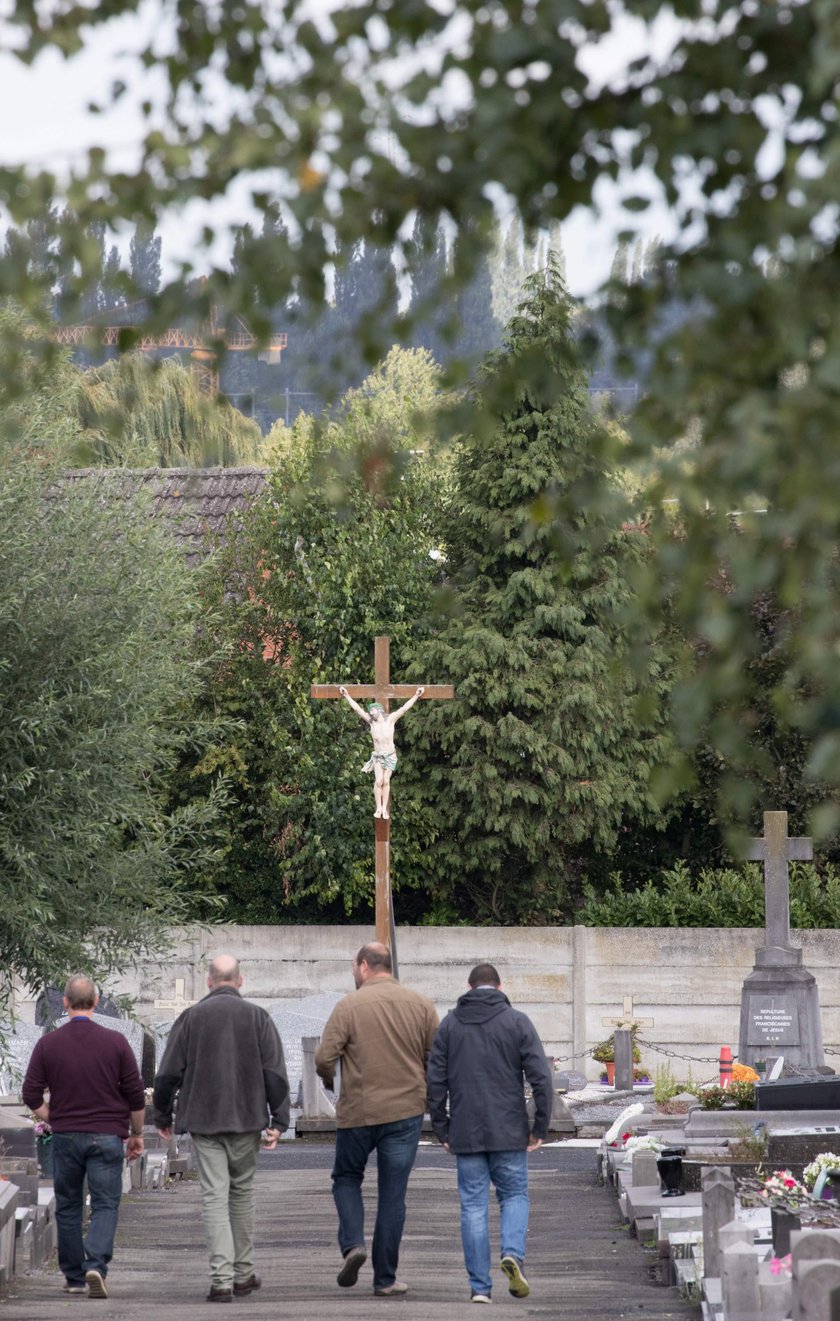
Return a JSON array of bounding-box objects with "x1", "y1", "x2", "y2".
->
[{"x1": 338, "y1": 685, "x2": 425, "y2": 819}]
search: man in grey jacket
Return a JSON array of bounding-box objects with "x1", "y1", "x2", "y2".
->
[
  {"x1": 427, "y1": 962, "x2": 553, "y2": 1305},
  {"x1": 153, "y1": 954, "x2": 289, "y2": 1304}
]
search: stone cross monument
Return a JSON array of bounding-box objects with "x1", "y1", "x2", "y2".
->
[
  {"x1": 738, "y1": 810, "x2": 824, "y2": 1070},
  {"x1": 311, "y1": 635, "x2": 454, "y2": 969}
]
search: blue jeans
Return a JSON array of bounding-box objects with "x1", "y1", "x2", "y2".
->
[
  {"x1": 456, "y1": 1149, "x2": 529, "y2": 1297},
  {"x1": 331, "y1": 1114, "x2": 423, "y2": 1289},
  {"x1": 52, "y1": 1133, "x2": 125, "y2": 1285}
]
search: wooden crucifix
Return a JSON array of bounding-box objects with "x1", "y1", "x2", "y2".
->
[
  {"x1": 311, "y1": 635, "x2": 454, "y2": 963},
  {"x1": 746, "y1": 810, "x2": 812, "y2": 951}
]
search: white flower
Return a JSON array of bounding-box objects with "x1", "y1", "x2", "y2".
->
[
  {"x1": 803, "y1": 1152, "x2": 840, "y2": 1190},
  {"x1": 624, "y1": 1134, "x2": 663, "y2": 1155}
]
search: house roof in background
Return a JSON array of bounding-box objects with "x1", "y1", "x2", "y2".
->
[{"x1": 57, "y1": 466, "x2": 270, "y2": 567}]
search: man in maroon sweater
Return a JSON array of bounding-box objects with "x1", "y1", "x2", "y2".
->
[{"x1": 22, "y1": 974, "x2": 145, "y2": 1300}]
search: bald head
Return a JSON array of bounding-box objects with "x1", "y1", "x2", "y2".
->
[
  {"x1": 64, "y1": 974, "x2": 98, "y2": 1012},
  {"x1": 207, "y1": 955, "x2": 243, "y2": 989}
]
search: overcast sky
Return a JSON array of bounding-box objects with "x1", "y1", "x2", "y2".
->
[{"x1": 0, "y1": 5, "x2": 680, "y2": 298}]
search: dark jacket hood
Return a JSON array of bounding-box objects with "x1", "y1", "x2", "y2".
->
[{"x1": 453, "y1": 988, "x2": 511, "y2": 1024}]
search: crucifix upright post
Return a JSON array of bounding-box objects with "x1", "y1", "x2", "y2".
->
[{"x1": 311, "y1": 636, "x2": 454, "y2": 968}]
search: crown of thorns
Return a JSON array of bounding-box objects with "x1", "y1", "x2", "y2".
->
[{"x1": 369, "y1": 702, "x2": 385, "y2": 715}]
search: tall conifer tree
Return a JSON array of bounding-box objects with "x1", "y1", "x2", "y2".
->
[{"x1": 404, "y1": 260, "x2": 672, "y2": 922}]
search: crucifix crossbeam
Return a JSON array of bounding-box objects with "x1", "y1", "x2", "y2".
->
[
  {"x1": 746, "y1": 810, "x2": 812, "y2": 950},
  {"x1": 311, "y1": 635, "x2": 454, "y2": 963},
  {"x1": 602, "y1": 995, "x2": 654, "y2": 1032}
]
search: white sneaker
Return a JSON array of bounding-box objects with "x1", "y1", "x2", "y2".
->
[
  {"x1": 85, "y1": 1269, "x2": 108, "y2": 1299},
  {"x1": 471, "y1": 1294, "x2": 492, "y2": 1304}
]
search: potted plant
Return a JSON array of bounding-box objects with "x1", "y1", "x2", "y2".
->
[{"x1": 592, "y1": 1025, "x2": 642, "y2": 1086}]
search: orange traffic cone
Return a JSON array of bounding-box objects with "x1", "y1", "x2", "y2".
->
[{"x1": 719, "y1": 1046, "x2": 733, "y2": 1088}]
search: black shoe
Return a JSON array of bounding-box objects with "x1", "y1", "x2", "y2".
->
[
  {"x1": 207, "y1": 1285, "x2": 233, "y2": 1303},
  {"x1": 337, "y1": 1246, "x2": 367, "y2": 1287},
  {"x1": 233, "y1": 1273, "x2": 261, "y2": 1296}
]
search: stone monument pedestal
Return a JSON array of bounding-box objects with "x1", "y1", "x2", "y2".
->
[{"x1": 738, "y1": 944, "x2": 824, "y2": 1070}]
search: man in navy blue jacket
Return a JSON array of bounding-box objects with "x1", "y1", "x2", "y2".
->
[{"x1": 427, "y1": 962, "x2": 553, "y2": 1305}]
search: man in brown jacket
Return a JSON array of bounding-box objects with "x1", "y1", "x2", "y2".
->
[{"x1": 315, "y1": 942, "x2": 438, "y2": 1298}]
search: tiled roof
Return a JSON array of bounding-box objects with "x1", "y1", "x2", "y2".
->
[{"x1": 56, "y1": 466, "x2": 270, "y2": 567}]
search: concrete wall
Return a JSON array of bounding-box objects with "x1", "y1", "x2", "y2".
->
[{"x1": 17, "y1": 925, "x2": 840, "y2": 1082}]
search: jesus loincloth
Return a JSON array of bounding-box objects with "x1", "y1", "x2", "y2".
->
[{"x1": 362, "y1": 751, "x2": 397, "y2": 773}]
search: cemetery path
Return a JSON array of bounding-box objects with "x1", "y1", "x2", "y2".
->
[{"x1": 3, "y1": 1146, "x2": 699, "y2": 1319}]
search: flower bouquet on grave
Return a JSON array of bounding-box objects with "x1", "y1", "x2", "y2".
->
[
  {"x1": 739, "y1": 1170, "x2": 808, "y2": 1256},
  {"x1": 623, "y1": 1134, "x2": 664, "y2": 1156},
  {"x1": 736, "y1": 1169, "x2": 808, "y2": 1213},
  {"x1": 30, "y1": 1114, "x2": 53, "y2": 1177}
]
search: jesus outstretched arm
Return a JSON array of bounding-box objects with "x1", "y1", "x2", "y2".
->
[{"x1": 338, "y1": 686, "x2": 372, "y2": 724}]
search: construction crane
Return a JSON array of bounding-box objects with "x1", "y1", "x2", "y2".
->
[{"x1": 50, "y1": 309, "x2": 287, "y2": 396}]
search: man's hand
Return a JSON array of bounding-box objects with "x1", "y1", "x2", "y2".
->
[
  {"x1": 156, "y1": 1126, "x2": 173, "y2": 1141},
  {"x1": 339, "y1": 686, "x2": 347, "y2": 695},
  {"x1": 126, "y1": 1134, "x2": 144, "y2": 1162},
  {"x1": 442, "y1": 1141, "x2": 451, "y2": 1154},
  {"x1": 261, "y1": 1128, "x2": 282, "y2": 1150},
  {"x1": 415, "y1": 687, "x2": 425, "y2": 697},
  {"x1": 526, "y1": 1136, "x2": 543, "y2": 1154}
]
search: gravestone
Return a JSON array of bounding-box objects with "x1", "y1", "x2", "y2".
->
[
  {"x1": 702, "y1": 1166, "x2": 736, "y2": 1281},
  {"x1": 632, "y1": 1148, "x2": 660, "y2": 1187},
  {"x1": 721, "y1": 1240, "x2": 760, "y2": 1320},
  {"x1": 270, "y1": 992, "x2": 343, "y2": 1108},
  {"x1": 759, "y1": 1257, "x2": 793, "y2": 1320},
  {"x1": 0, "y1": 1022, "x2": 42, "y2": 1096},
  {"x1": 739, "y1": 811, "x2": 825, "y2": 1070},
  {"x1": 795, "y1": 1259, "x2": 840, "y2": 1321},
  {"x1": 35, "y1": 986, "x2": 120, "y2": 1027}
]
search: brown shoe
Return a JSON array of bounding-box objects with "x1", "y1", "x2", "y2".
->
[
  {"x1": 233, "y1": 1274, "x2": 261, "y2": 1296},
  {"x1": 207, "y1": 1285, "x2": 233, "y2": 1303}
]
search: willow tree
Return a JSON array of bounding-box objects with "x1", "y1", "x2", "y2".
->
[{"x1": 77, "y1": 354, "x2": 262, "y2": 467}]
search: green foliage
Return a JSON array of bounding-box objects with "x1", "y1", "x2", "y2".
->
[
  {"x1": 580, "y1": 860, "x2": 840, "y2": 929},
  {"x1": 0, "y1": 304, "x2": 261, "y2": 468},
  {"x1": 729, "y1": 1123, "x2": 767, "y2": 1161},
  {"x1": 698, "y1": 1086, "x2": 728, "y2": 1111},
  {"x1": 0, "y1": 461, "x2": 227, "y2": 1012},
  {"x1": 180, "y1": 348, "x2": 448, "y2": 920},
  {"x1": 728, "y1": 1082, "x2": 757, "y2": 1111},
  {"x1": 653, "y1": 1063, "x2": 680, "y2": 1105},
  {"x1": 592, "y1": 1026, "x2": 642, "y2": 1066},
  {"x1": 75, "y1": 354, "x2": 262, "y2": 467},
  {"x1": 5, "y1": 4, "x2": 840, "y2": 808},
  {"x1": 0, "y1": 304, "x2": 82, "y2": 459},
  {"x1": 403, "y1": 263, "x2": 675, "y2": 922}
]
